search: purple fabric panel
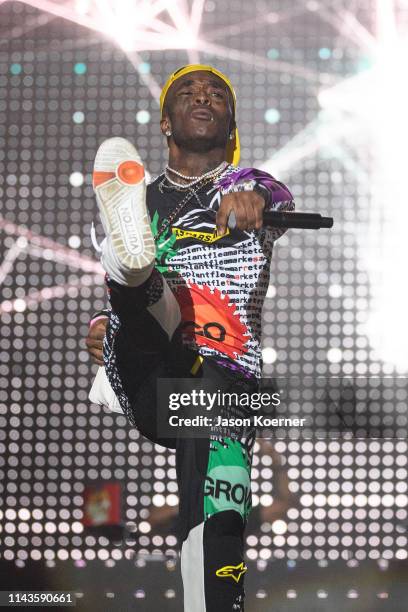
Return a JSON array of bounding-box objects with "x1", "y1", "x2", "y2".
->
[{"x1": 217, "y1": 167, "x2": 293, "y2": 204}]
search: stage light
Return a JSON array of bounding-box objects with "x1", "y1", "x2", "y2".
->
[
  {"x1": 10, "y1": 63, "x2": 22, "y2": 75},
  {"x1": 69, "y1": 172, "x2": 84, "y2": 187},
  {"x1": 317, "y1": 1, "x2": 408, "y2": 372},
  {"x1": 74, "y1": 62, "x2": 87, "y2": 74},
  {"x1": 72, "y1": 111, "x2": 85, "y2": 123},
  {"x1": 262, "y1": 347, "x2": 277, "y2": 364},
  {"x1": 136, "y1": 110, "x2": 150, "y2": 124},
  {"x1": 264, "y1": 108, "x2": 281, "y2": 124},
  {"x1": 267, "y1": 49, "x2": 280, "y2": 59},
  {"x1": 138, "y1": 61, "x2": 151, "y2": 74},
  {"x1": 327, "y1": 348, "x2": 342, "y2": 363},
  {"x1": 318, "y1": 48, "x2": 332, "y2": 60},
  {"x1": 68, "y1": 235, "x2": 81, "y2": 249}
]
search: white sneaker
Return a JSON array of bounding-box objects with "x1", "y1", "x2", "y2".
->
[{"x1": 93, "y1": 137, "x2": 155, "y2": 286}]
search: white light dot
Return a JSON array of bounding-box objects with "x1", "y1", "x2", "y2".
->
[
  {"x1": 272, "y1": 520, "x2": 287, "y2": 535},
  {"x1": 300, "y1": 494, "x2": 314, "y2": 507},
  {"x1": 138, "y1": 521, "x2": 151, "y2": 534},
  {"x1": 18, "y1": 509, "x2": 30, "y2": 521},
  {"x1": 368, "y1": 494, "x2": 381, "y2": 507},
  {"x1": 98, "y1": 549, "x2": 109, "y2": 560},
  {"x1": 57, "y1": 549, "x2": 69, "y2": 561},
  {"x1": 327, "y1": 348, "x2": 342, "y2": 363},
  {"x1": 382, "y1": 494, "x2": 394, "y2": 507},
  {"x1": 68, "y1": 235, "x2": 81, "y2": 249},
  {"x1": 314, "y1": 494, "x2": 327, "y2": 507},
  {"x1": 31, "y1": 550, "x2": 42, "y2": 561},
  {"x1": 69, "y1": 172, "x2": 84, "y2": 187},
  {"x1": 166, "y1": 494, "x2": 179, "y2": 506},
  {"x1": 259, "y1": 549, "x2": 272, "y2": 560},
  {"x1": 260, "y1": 494, "x2": 273, "y2": 506},
  {"x1": 262, "y1": 347, "x2": 277, "y2": 364},
  {"x1": 16, "y1": 236, "x2": 28, "y2": 248},
  {"x1": 396, "y1": 549, "x2": 407, "y2": 559},
  {"x1": 152, "y1": 494, "x2": 165, "y2": 507},
  {"x1": 396, "y1": 494, "x2": 407, "y2": 507},
  {"x1": 329, "y1": 284, "x2": 342, "y2": 298},
  {"x1": 264, "y1": 108, "x2": 281, "y2": 124},
  {"x1": 355, "y1": 495, "x2": 368, "y2": 507},
  {"x1": 341, "y1": 494, "x2": 354, "y2": 507},
  {"x1": 73, "y1": 111, "x2": 85, "y2": 123},
  {"x1": 136, "y1": 110, "x2": 150, "y2": 124},
  {"x1": 14, "y1": 299, "x2": 26, "y2": 313},
  {"x1": 327, "y1": 494, "x2": 340, "y2": 507}
]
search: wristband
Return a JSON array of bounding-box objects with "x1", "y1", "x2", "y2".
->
[
  {"x1": 89, "y1": 309, "x2": 110, "y2": 328},
  {"x1": 89, "y1": 315, "x2": 108, "y2": 328}
]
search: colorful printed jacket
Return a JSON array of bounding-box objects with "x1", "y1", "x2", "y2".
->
[{"x1": 145, "y1": 165, "x2": 295, "y2": 378}]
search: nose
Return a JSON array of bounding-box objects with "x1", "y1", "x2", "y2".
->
[{"x1": 194, "y1": 90, "x2": 210, "y2": 105}]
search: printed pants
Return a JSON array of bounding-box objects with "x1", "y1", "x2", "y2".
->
[{"x1": 103, "y1": 271, "x2": 256, "y2": 611}]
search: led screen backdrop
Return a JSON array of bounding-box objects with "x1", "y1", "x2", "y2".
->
[{"x1": 0, "y1": 0, "x2": 407, "y2": 568}]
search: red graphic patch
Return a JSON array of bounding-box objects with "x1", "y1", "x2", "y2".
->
[
  {"x1": 82, "y1": 482, "x2": 121, "y2": 527},
  {"x1": 174, "y1": 283, "x2": 249, "y2": 359}
]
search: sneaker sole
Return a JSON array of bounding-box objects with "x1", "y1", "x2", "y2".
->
[{"x1": 93, "y1": 137, "x2": 155, "y2": 271}]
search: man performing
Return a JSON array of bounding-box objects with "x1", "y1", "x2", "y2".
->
[{"x1": 86, "y1": 64, "x2": 294, "y2": 611}]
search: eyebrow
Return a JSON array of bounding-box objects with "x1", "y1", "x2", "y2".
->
[{"x1": 176, "y1": 78, "x2": 226, "y2": 90}]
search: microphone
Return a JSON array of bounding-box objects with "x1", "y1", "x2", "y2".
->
[{"x1": 227, "y1": 210, "x2": 334, "y2": 230}]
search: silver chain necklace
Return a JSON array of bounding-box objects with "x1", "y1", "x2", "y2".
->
[
  {"x1": 155, "y1": 163, "x2": 230, "y2": 241},
  {"x1": 165, "y1": 161, "x2": 228, "y2": 187}
]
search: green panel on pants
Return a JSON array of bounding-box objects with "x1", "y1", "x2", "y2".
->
[{"x1": 203, "y1": 438, "x2": 252, "y2": 521}]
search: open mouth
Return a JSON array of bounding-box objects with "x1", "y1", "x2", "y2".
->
[{"x1": 190, "y1": 109, "x2": 214, "y2": 121}]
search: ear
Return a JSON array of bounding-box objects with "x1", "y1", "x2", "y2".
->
[
  {"x1": 228, "y1": 117, "x2": 236, "y2": 139},
  {"x1": 160, "y1": 116, "x2": 171, "y2": 137}
]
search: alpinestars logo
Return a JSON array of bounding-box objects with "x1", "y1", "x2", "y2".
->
[{"x1": 216, "y1": 562, "x2": 247, "y2": 583}]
